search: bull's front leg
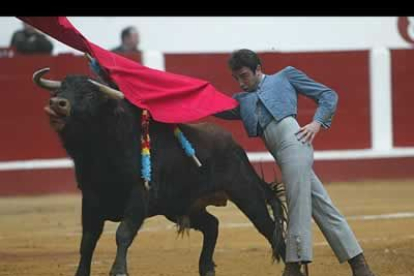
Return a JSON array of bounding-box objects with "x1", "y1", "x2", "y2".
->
[
  {"x1": 75, "y1": 194, "x2": 105, "y2": 276},
  {"x1": 110, "y1": 185, "x2": 147, "y2": 276},
  {"x1": 190, "y1": 210, "x2": 219, "y2": 276}
]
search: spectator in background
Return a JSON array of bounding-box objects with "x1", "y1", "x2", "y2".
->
[
  {"x1": 111, "y1": 26, "x2": 140, "y2": 54},
  {"x1": 10, "y1": 23, "x2": 53, "y2": 55}
]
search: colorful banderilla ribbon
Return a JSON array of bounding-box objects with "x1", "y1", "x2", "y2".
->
[
  {"x1": 140, "y1": 110, "x2": 202, "y2": 190},
  {"x1": 173, "y1": 126, "x2": 202, "y2": 167},
  {"x1": 141, "y1": 110, "x2": 151, "y2": 190}
]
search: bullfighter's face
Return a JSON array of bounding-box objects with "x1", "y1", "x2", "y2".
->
[{"x1": 231, "y1": 65, "x2": 262, "y2": 93}]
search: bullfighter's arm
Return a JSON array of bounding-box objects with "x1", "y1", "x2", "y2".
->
[
  {"x1": 284, "y1": 66, "x2": 338, "y2": 129},
  {"x1": 214, "y1": 105, "x2": 241, "y2": 120}
]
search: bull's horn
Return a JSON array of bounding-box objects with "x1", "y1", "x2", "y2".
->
[
  {"x1": 33, "y1": 67, "x2": 62, "y2": 91},
  {"x1": 88, "y1": 79, "x2": 124, "y2": 100}
]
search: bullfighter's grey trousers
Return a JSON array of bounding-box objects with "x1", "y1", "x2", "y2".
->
[{"x1": 262, "y1": 116, "x2": 362, "y2": 263}]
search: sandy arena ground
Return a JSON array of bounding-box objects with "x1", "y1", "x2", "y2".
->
[{"x1": 1, "y1": 180, "x2": 414, "y2": 276}]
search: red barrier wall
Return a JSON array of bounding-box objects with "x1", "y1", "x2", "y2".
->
[
  {"x1": 1, "y1": 51, "x2": 413, "y2": 196},
  {"x1": 391, "y1": 49, "x2": 414, "y2": 147},
  {"x1": 0, "y1": 169, "x2": 77, "y2": 196}
]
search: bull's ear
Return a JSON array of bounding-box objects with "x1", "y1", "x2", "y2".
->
[{"x1": 88, "y1": 79, "x2": 124, "y2": 100}]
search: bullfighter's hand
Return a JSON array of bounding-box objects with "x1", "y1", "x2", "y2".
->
[{"x1": 295, "y1": 121, "x2": 321, "y2": 145}]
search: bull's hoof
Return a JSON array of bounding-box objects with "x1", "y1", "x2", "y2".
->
[
  {"x1": 200, "y1": 270, "x2": 216, "y2": 276},
  {"x1": 200, "y1": 261, "x2": 216, "y2": 276},
  {"x1": 109, "y1": 264, "x2": 128, "y2": 276},
  {"x1": 109, "y1": 269, "x2": 128, "y2": 276}
]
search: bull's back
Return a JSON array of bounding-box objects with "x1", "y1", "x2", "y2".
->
[{"x1": 180, "y1": 122, "x2": 237, "y2": 153}]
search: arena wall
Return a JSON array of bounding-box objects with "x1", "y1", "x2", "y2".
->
[{"x1": 1, "y1": 49, "x2": 414, "y2": 196}]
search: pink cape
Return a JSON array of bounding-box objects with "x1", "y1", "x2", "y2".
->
[{"x1": 18, "y1": 17, "x2": 238, "y2": 123}]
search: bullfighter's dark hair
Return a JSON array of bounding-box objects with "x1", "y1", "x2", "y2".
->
[{"x1": 228, "y1": 49, "x2": 262, "y2": 73}]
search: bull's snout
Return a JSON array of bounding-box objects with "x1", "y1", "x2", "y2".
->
[
  {"x1": 49, "y1": 97, "x2": 71, "y2": 117},
  {"x1": 45, "y1": 97, "x2": 70, "y2": 132}
]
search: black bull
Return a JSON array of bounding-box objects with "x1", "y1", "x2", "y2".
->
[{"x1": 33, "y1": 68, "x2": 287, "y2": 276}]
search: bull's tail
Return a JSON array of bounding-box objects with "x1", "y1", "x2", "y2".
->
[
  {"x1": 233, "y1": 145, "x2": 287, "y2": 262},
  {"x1": 257, "y1": 165, "x2": 287, "y2": 263},
  {"x1": 262, "y1": 178, "x2": 287, "y2": 263}
]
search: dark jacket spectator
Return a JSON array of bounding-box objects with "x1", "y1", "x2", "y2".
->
[
  {"x1": 10, "y1": 23, "x2": 53, "y2": 55},
  {"x1": 111, "y1": 26, "x2": 140, "y2": 54}
]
